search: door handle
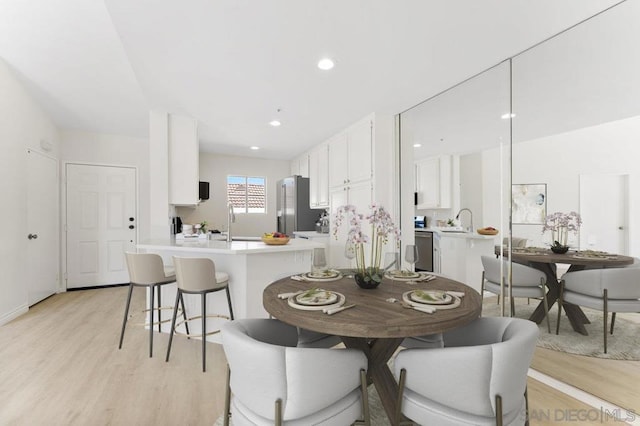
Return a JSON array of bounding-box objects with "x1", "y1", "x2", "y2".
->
[
  {"x1": 618, "y1": 226, "x2": 624, "y2": 230},
  {"x1": 129, "y1": 225, "x2": 135, "y2": 230},
  {"x1": 129, "y1": 217, "x2": 135, "y2": 222},
  {"x1": 28, "y1": 233, "x2": 38, "y2": 240}
]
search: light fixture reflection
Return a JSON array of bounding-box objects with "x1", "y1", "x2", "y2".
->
[
  {"x1": 250, "y1": 146, "x2": 260, "y2": 150},
  {"x1": 413, "y1": 143, "x2": 422, "y2": 148},
  {"x1": 269, "y1": 120, "x2": 281, "y2": 127},
  {"x1": 501, "y1": 113, "x2": 516, "y2": 119},
  {"x1": 317, "y1": 58, "x2": 335, "y2": 70}
]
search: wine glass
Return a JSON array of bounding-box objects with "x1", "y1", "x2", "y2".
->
[
  {"x1": 405, "y1": 245, "x2": 419, "y2": 282},
  {"x1": 384, "y1": 252, "x2": 399, "y2": 272},
  {"x1": 344, "y1": 241, "x2": 356, "y2": 267},
  {"x1": 312, "y1": 247, "x2": 327, "y2": 275}
]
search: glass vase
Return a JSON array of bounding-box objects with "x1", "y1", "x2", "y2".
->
[
  {"x1": 354, "y1": 267, "x2": 383, "y2": 289},
  {"x1": 552, "y1": 226, "x2": 568, "y2": 247}
]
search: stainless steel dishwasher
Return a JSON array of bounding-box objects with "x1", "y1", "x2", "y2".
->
[{"x1": 414, "y1": 231, "x2": 433, "y2": 272}]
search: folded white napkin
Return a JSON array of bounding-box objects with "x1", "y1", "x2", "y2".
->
[
  {"x1": 323, "y1": 304, "x2": 355, "y2": 315},
  {"x1": 446, "y1": 291, "x2": 465, "y2": 298},
  {"x1": 411, "y1": 304, "x2": 436, "y2": 314},
  {"x1": 277, "y1": 291, "x2": 302, "y2": 299},
  {"x1": 290, "y1": 275, "x2": 308, "y2": 282}
]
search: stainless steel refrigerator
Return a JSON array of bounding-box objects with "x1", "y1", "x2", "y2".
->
[{"x1": 276, "y1": 176, "x2": 324, "y2": 235}]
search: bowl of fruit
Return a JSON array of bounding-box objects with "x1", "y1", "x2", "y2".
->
[
  {"x1": 261, "y1": 232, "x2": 290, "y2": 245},
  {"x1": 477, "y1": 226, "x2": 499, "y2": 235}
]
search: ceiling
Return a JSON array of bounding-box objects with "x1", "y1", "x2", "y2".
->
[{"x1": 0, "y1": 0, "x2": 621, "y2": 160}]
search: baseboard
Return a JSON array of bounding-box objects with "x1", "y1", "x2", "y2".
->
[
  {"x1": 0, "y1": 303, "x2": 29, "y2": 326},
  {"x1": 67, "y1": 283, "x2": 128, "y2": 291}
]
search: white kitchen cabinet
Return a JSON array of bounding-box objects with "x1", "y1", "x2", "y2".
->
[
  {"x1": 168, "y1": 115, "x2": 199, "y2": 205},
  {"x1": 290, "y1": 154, "x2": 309, "y2": 178},
  {"x1": 438, "y1": 232, "x2": 495, "y2": 293},
  {"x1": 308, "y1": 144, "x2": 329, "y2": 208},
  {"x1": 415, "y1": 155, "x2": 451, "y2": 209},
  {"x1": 328, "y1": 180, "x2": 373, "y2": 268},
  {"x1": 328, "y1": 116, "x2": 373, "y2": 189}
]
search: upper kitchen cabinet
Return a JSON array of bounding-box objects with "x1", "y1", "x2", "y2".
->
[
  {"x1": 168, "y1": 115, "x2": 199, "y2": 205},
  {"x1": 415, "y1": 155, "x2": 452, "y2": 209},
  {"x1": 290, "y1": 154, "x2": 309, "y2": 178},
  {"x1": 308, "y1": 143, "x2": 329, "y2": 208},
  {"x1": 329, "y1": 115, "x2": 373, "y2": 189}
]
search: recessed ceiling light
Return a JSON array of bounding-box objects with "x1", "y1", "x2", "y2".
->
[
  {"x1": 250, "y1": 146, "x2": 260, "y2": 150},
  {"x1": 317, "y1": 58, "x2": 335, "y2": 70},
  {"x1": 413, "y1": 143, "x2": 422, "y2": 148},
  {"x1": 501, "y1": 113, "x2": 516, "y2": 119},
  {"x1": 269, "y1": 120, "x2": 281, "y2": 127}
]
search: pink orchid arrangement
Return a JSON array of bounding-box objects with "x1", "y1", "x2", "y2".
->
[
  {"x1": 333, "y1": 204, "x2": 400, "y2": 276},
  {"x1": 541, "y1": 211, "x2": 582, "y2": 246}
]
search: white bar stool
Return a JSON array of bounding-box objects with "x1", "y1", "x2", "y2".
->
[
  {"x1": 166, "y1": 256, "x2": 234, "y2": 372},
  {"x1": 119, "y1": 252, "x2": 189, "y2": 357}
]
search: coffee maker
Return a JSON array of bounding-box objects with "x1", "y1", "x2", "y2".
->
[{"x1": 171, "y1": 217, "x2": 183, "y2": 234}]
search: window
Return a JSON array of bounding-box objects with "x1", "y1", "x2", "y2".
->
[{"x1": 227, "y1": 176, "x2": 266, "y2": 213}]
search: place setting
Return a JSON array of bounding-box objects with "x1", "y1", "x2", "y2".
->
[
  {"x1": 277, "y1": 287, "x2": 353, "y2": 315},
  {"x1": 387, "y1": 289, "x2": 464, "y2": 314}
]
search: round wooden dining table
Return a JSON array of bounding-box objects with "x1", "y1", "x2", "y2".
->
[
  {"x1": 499, "y1": 248, "x2": 633, "y2": 335},
  {"x1": 263, "y1": 273, "x2": 482, "y2": 426}
]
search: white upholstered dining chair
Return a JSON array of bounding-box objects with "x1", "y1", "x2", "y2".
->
[
  {"x1": 481, "y1": 255, "x2": 551, "y2": 333},
  {"x1": 221, "y1": 318, "x2": 370, "y2": 425},
  {"x1": 394, "y1": 317, "x2": 538, "y2": 426},
  {"x1": 557, "y1": 267, "x2": 640, "y2": 353}
]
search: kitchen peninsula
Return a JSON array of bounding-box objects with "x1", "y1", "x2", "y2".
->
[{"x1": 137, "y1": 237, "x2": 324, "y2": 342}]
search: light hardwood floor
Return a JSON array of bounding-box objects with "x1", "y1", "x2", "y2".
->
[{"x1": 0, "y1": 287, "x2": 638, "y2": 425}]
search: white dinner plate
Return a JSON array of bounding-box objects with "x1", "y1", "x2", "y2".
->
[
  {"x1": 402, "y1": 291, "x2": 461, "y2": 310},
  {"x1": 295, "y1": 289, "x2": 339, "y2": 306},
  {"x1": 288, "y1": 292, "x2": 345, "y2": 311},
  {"x1": 302, "y1": 270, "x2": 342, "y2": 281},
  {"x1": 409, "y1": 290, "x2": 453, "y2": 305}
]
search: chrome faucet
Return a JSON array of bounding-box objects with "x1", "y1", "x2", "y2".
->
[
  {"x1": 226, "y1": 202, "x2": 235, "y2": 242},
  {"x1": 455, "y1": 208, "x2": 474, "y2": 232}
]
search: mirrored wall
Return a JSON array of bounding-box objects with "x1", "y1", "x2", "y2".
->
[
  {"x1": 512, "y1": 0, "x2": 640, "y2": 255},
  {"x1": 398, "y1": 0, "x2": 639, "y2": 300}
]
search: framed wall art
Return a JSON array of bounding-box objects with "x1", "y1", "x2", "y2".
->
[{"x1": 512, "y1": 183, "x2": 547, "y2": 224}]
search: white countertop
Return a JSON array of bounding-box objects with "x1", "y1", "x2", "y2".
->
[
  {"x1": 416, "y1": 227, "x2": 498, "y2": 240},
  {"x1": 293, "y1": 231, "x2": 330, "y2": 238},
  {"x1": 137, "y1": 237, "x2": 324, "y2": 254}
]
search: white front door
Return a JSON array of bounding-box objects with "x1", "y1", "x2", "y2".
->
[
  {"x1": 579, "y1": 174, "x2": 629, "y2": 254},
  {"x1": 27, "y1": 149, "x2": 59, "y2": 305},
  {"x1": 66, "y1": 164, "x2": 137, "y2": 288}
]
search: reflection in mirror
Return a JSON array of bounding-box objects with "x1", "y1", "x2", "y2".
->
[
  {"x1": 399, "y1": 61, "x2": 511, "y2": 296},
  {"x1": 512, "y1": 1, "x2": 640, "y2": 256}
]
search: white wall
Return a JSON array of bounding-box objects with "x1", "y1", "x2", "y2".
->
[
  {"x1": 176, "y1": 153, "x2": 290, "y2": 236},
  {"x1": 0, "y1": 58, "x2": 60, "y2": 324},
  {"x1": 60, "y1": 130, "x2": 150, "y2": 242},
  {"x1": 510, "y1": 116, "x2": 640, "y2": 254}
]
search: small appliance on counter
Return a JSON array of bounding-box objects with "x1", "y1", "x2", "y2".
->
[
  {"x1": 315, "y1": 210, "x2": 330, "y2": 233},
  {"x1": 171, "y1": 216, "x2": 183, "y2": 234},
  {"x1": 414, "y1": 216, "x2": 427, "y2": 229}
]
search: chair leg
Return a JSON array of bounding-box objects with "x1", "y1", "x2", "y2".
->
[
  {"x1": 556, "y1": 280, "x2": 564, "y2": 335},
  {"x1": 223, "y1": 365, "x2": 231, "y2": 426},
  {"x1": 396, "y1": 368, "x2": 407, "y2": 426},
  {"x1": 510, "y1": 294, "x2": 516, "y2": 317},
  {"x1": 542, "y1": 279, "x2": 551, "y2": 333},
  {"x1": 118, "y1": 283, "x2": 134, "y2": 349},
  {"x1": 225, "y1": 286, "x2": 234, "y2": 320},
  {"x1": 610, "y1": 312, "x2": 616, "y2": 335},
  {"x1": 179, "y1": 292, "x2": 190, "y2": 337},
  {"x1": 603, "y1": 289, "x2": 608, "y2": 354},
  {"x1": 149, "y1": 285, "x2": 155, "y2": 358},
  {"x1": 202, "y1": 293, "x2": 207, "y2": 372},
  {"x1": 354, "y1": 369, "x2": 370, "y2": 425},
  {"x1": 480, "y1": 272, "x2": 486, "y2": 315},
  {"x1": 157, "y1": 284, "x2": 162, "y2": 333},
  {"x1": 495, "y1": 394, "x2": 503, "y2": 426},
  {"x1": 524, "y1": 387, "x2": 530, "y2": 426},
  {"x1": 165, "y1": 289, "x2": 181, "y2": 363},
  {"x1": 275, "y1": 399, "x2": 283, "y2": 426}
]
